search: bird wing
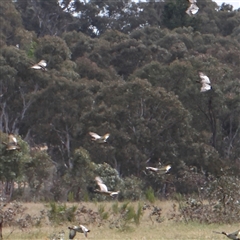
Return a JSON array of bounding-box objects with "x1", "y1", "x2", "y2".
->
[
  {"x1": 146, "y1": 167, "x2": 159, "y2": 172},
  {"x1": 95, "y1": 176, "x2": 108, "y2": 192},
  {"x1": 80, "y1": 225, "x2": 89, "y2": 237},
  {"x1": 165, "y1": 165, "x2": 172, "y2": 172},
  {"x1": 31, "y1": 64, "x2": 42, "y2": 69},
  {"x1": 110, "y1": 191, "x2": 119, "y2": 196},
  {"x1": 38, "y1": 60, "x2": 47, "y2": 68},
  {"x1": 68, "y1": 227, "x2": 77, "y2": 239},
  {"x1": 199, "y1": 72, "x2": 211, "y2": 84},
  {"x1": 98, "y1": 183, "x2": 108, "y2": 192},
  {"x1": 89, "y1": 132, "x2": 101, "y2": 139},
  {"x1": 189, "y1": 0, "x2": 197, "y2": 3},
  {"x1": 228, "y1": 230, "x2": 240, "y2": 238},
  {"x1": 103, "y1": 133, "x2": 110, "y2": 140},
  {"x1": 8, "y1": 134, "x2": 17, "y2": 144},
  {"x1": 190, "y1": 3, "x2": 199, "y2": 14},
  {"x1": 200, "y1": 83, "x2": 211, "y2": 92}
]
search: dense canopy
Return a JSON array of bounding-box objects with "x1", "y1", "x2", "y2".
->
[{"x1": 0, "y1": 0, "x2": 239, "y2": 202}]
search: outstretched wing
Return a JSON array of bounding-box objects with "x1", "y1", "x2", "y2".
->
[
  {"x1": 146, "y1": 167, "x2": 159, "y2": 172},
  {"x1": 8, "y1": 134, "x2": 17, "y2": 145},
  {"x1": 201, "y1": 83, "x2": 211, "y2": 92},
  {"x1": 228, "y1": 230, "x2": 240, "y2": 239},
  {"x1": 80, "y1": 225, "x2": 90, "y2": 237},
  {"x1": 31, "y1": 60, "x2": 47, "y2": 70},
  {"x1": 103, "y1": 133, "x2": 110, "y2": 140},
  {"x1": 89, "y1": 132, "x2": 101, "y2": 140},
  {"x1": 38, "y1": 60, "x2": 47, "y2": 68},
  {"x1": 199, "y1": 72, "x2": 211, "y2": 84},
  {"x1": 68, "y1": 227, "x2": 77, "y2": 239},
  {"x1": 95, "y1": 176, "x2": 108, "y2": 192}
]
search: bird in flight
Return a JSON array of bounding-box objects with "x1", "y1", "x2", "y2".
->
[
  {"x1": 2, "y1": 133, "x2": 21, "y2": 151},
  {"x1": 146, "y1": 165, "x2": 171, "y2": 174},
  {"x1": 94, "y1": 176, "x2": 120, "y2": 197},
  {"x1": 213, "y1": 230, "x2": 240, "y2": 240},
  {"x1": 186, "y1": 0, "x2": 199, "y2": 16},
  {"x1": 197, "y1": 72, "x2": 212, "y2": 92},
  {"x1": 89, "y1": 132, "x2": 110, "y2": 143},
  {"x1": 31, "y1": 60, "x2": 47, "y2": 71},
  {"x1": 68, "y1": 225, "x2": 90, "y2": 239}
]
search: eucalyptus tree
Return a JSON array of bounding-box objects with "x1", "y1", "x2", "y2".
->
[{"x1": 80, "y1": 78, "x2": 221, "y2": 178}]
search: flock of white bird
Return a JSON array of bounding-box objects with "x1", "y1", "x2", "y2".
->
[{"x1": 3, "y1": 3, "x2": 218, "y2": 238}]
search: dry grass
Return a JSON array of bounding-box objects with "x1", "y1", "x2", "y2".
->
[{"x1": 2, "y1": 201, "x2": 239, "y2": 239}]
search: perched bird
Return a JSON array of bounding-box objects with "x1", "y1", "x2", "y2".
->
[
  {"x1": 31, "y1": 60, "x2": 47, "y2": 71},
  {"x1": 94, "y1": 176, "x2": 120, "y2": 197},
  {"x1": 197, "y1": 72, "x2": 212, "y2": 92},
  {"x1": 213, "y1": 230, "x2": 240, "y2": 240},
  {"x1": 2, "y1": 133, "x2": 20, "y2": 151},
  {"x1": 186, "y1": 0, "x2": 199, "y2": 16},
  {"x1": 146, "y1": 165, "x2": 171, "y2": 174},
  {"x1": 89, "y1": 132, "x2": 110, "y2": 143},
  {"x1": 68, "y1": 225, "x2": 90, "y2": 239}
]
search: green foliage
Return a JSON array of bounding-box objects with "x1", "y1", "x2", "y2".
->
[
  {"x1": 48, "y1": 202, "x2": 77, "y2": 224},
  {"x1": 98, "y1": 204, "x2": 109, "y2": 220},
  {"x1": 0, "y1": 0, "x2": 239, "y2": 202},
  {"x1": 145, "y1": 187, "x2": 155, "y2": 203},
  {"x1": 67, "y1": 191, "x2": 74, "y2": 202},
  {"x1": 134, "y1": 203, "x2": 143, "y2": 225}
]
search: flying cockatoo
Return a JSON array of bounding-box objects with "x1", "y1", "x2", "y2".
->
[
  {"x1": 197, "y1": 72, "x2": 212, "y2": 92},
  {"x1": 89, "y1": 132, "x2": 110, "y2": 143},
  {"x1": 31, "y1": 60, "x2": 47, "y2": 71},
  {"x1": 146, "y1": 165, "x2": 172, "y2": 174},
  {"x1": 186, "y1": 0, "x2": 199, "y2": 16},
  {"x1": 68, "y1": 225, "x2": 90, "y2": 239},
  {"x1": 2, "y1": 133, "x2": 21, "y2": 151},
  {"x1": 94, "y1": 176, "x2": 120, "y2": 197}
]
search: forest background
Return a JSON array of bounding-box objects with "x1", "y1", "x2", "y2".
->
[{"x1": 0, "y1": 0, "x2": 239, "y2": 218}]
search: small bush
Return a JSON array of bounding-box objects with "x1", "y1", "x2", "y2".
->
[
  {"x1": 98, "y1": 204, "x2": 109, "y2": 220},
  {"x1": 145, "y1": 187, "x2": 155, "y2": 203},
  {"x1": 48, "y1": 202, "x2": 77, "y2": 224}
]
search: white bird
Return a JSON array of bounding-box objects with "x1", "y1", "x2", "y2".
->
[
  {"x1": 94, "y1": 176, "x2": 120, "y2": 197},
  {"x1": 89, "y1": 132, "x2": 110, "y2": 143},
  {"x1": 68, "y1": 225, "x2": 90, "y2": 239},
  {"x1": 213, "y1": 230, "x2": 240, "y2": 240},
  {"x1": 146, "y1": 165, "x2": 171, "y2": 174},
  {"x1": 31, "y1": 60, "x2": 47, "y2": 71},
  {"x1": 2, "y1": 133, "x2": 20, "y2": 151},
  {"x1": 186, "y1": 0, "x2": 199, "y2": 16},
  {"x1": 197, "y1": 72, "x2": 212, "y2": 92}
]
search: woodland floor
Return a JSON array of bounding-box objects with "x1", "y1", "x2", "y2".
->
[{"x1": 1, "y1": 201, "x2": 238, "y2": 240}]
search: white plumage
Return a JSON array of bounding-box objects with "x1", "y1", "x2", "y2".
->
[
  {"x1": 146, "y1": 165, "x2": 171, "y2": 174},
  {"x1": 31, "y1": 60, "x2": 47, "y2": 71},
  {"x1": 186, "y1": 0, "x2": 199, "y2": 16},
  {"x1": 68, "y1": 225, "x2": 90, "y2": 239},
  {"x1": 2, "y1": 134, "x2": 20, "y2": 151},
  {"x1": 198, "y1": 72, "x2": 212, "y2": 92},
  {"x1": 89, "y1": 132, "x2": 110, "y2": 143},
  {"x1": 94, "y1": 176, "x2": 120, "y2": 196}
]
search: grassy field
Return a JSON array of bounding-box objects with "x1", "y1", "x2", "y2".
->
[{"x1": 2, "y1": 201, "x2": 239, "y2": 239}]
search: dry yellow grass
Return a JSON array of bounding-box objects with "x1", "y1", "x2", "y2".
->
[{"x1": 2, "y1": 201, "x2": 239, "y2": 240}]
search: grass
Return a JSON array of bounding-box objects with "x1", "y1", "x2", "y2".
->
[{"x1": 1, "y1": 201, "x2": 239, "y2": 239}]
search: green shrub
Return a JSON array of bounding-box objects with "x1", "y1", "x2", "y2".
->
[
  {"x1": 145, "y1": 187, "x2": 155, "y2": 203},
  {"x1": 48, "y1": 202, "x2": 77, "y2": 224}
]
